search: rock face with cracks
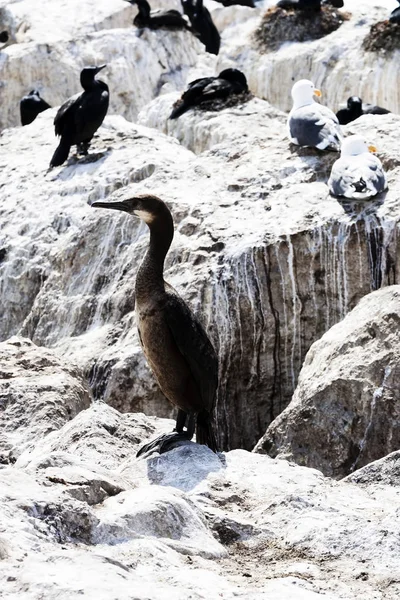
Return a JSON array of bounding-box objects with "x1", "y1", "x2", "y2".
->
[
  {"x1": 1, "y1": 103, "x2": 400, "y2": 450},
  {"x1": 256, "y1": 286, "x2": 400, "y2": 479}
]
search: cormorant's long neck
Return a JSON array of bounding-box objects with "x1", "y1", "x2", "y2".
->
[{"x1": 135, "y1": 212, "x2": 174, "y2": 302}]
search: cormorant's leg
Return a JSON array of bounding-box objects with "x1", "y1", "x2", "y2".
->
[{"x1": 174, "y1": 409, "x2": 187, "y2": 433}]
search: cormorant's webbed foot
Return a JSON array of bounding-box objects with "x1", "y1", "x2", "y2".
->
[
  {"x1": 136, "y1": 431, "x2": 192, "y2": 457},
  {"x1": 136, "y1": 410, "x2": 196, "y2": 457},
  {"x1": 77, "y1": 141, "x2": 90, "y2": 155}
]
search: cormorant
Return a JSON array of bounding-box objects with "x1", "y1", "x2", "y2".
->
[
  {"x1": 50, "y1": 65, "x2": 109, "y2": 168},
  {"x1": 124, "y1": 0, "x2": 190, "y2": 30},
  {"x1": 288, "y1": 79, "x2": 343, "y2": 151},
  {"x1": 91, "y1": 194, "x2": 219, "y2": 456},
  {"x1": 328, "y1": 135, "x2": 387, "y2": 200},
  {"x1": 336, "y1": 96, "x2": 391, "y2": 125},
  {"x1": 276, "y1": 0, "x2": 343, "y2": 10},
  {"x1": 20, "y1": 90, "x2": 51, "y2": 126},
  {"x1": 213, "y1": 0, "x2": 255, "y2": 6},
  {"x1": 390, "y1": 1, "x2": 400, "y2": 24},
  {"x1": 277, "y1": 0, "x2": 321, "y2": 11},
  {"x1": 0, "y1": 31, "x2": 8, "y2": 44},
  {"x1": 181, "y1": 0, "x2": 220, "y2": 55},
  {"x1": 170, "y1": 68, "x2": 248, "y2": 119}
]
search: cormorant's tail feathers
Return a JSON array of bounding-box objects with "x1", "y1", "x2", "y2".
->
[
  {"x1": 169, "y1": 102, "x2": 189, "y2": 119},
  {"x1": 50, "y1": 138, "x2": 71, "y2": 167},
  {"x1": 196, "y1": 410, "x2": 218, "y2": 452}
]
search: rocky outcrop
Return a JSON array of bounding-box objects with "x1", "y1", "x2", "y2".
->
[
  {"x1": 0, "y1": 336, "x2": 91, "y2": 463},
  {"x1": 256, "y1": 286, "x2": 400, "y2": 479},
  {"x1": 2, "y1": 352, "x2": 400, "y2": 599},
  {"x1": 1, "y1": 103, "x2": 399, "y2": 450},
  {"x1": 217, "y1": 0, "x2": 400, "y2": 113}
]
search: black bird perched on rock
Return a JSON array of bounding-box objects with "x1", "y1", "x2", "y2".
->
[
  {"x1": 213, "y1": 0, "x2": 255, "y2": 6},
  {"x1": 390, "y1": 1, "x2": 400, "y2": 23},
  {"x1": 276, "y1": 0, "x2": 343, "y2": 10},
  {"x1": 336, "y1": 96, "x2": 391, "y2": 125},
  {"x1": 91, "y1": 194, "x2": 219, "y2": 456},
  {"x1": 50, "y1": 64, "x2": 109, "y2": 168},
  {"x1": 170, "y1": 68, "x2": 248, "y2": 119},
  {"x1": 124, "y1": 0, "x2": 190, "y2": 30},
  {"x1": 181, "y1": 0, "x2": 220, "y2": 54},
  {"x1": 0, "y1": 31, "x2": 8, "y2": 44},
  {"x1": 20, "y1": 90, "x2": 51, "y2": 126}
]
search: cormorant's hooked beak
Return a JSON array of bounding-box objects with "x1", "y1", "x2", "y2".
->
[
  {"x1": 313, "y1": 89, "x2": 322, "y2": 98},
  {"x1": 91, "y1": 200, "x2": 131, "y2": 213},
  {"x1": 95, "y1": 64, "x2": 107, "y2": 74}
]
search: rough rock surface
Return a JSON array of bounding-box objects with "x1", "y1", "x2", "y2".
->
[
  {"x1": 256, "y1": 286, "x2": 400, "y2": 479},
  {"x1": 1, "y1": 102, "x2": 400, "y2": 450},
  {"x1": 2, "y1": 351, "x2": 400, "y2": 599},
  {"x1": 0, "y1": 336, "x2": 91, "y2": 463},
  {"x1": 218, "y1": 0, "x2": 400, "y2": 113}
]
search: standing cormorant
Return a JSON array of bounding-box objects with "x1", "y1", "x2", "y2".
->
[
  {"x1": 390, "y1": 1, "x2": 400, "y2": 24},
  {"x1": 50, "y1": 65, "x2": 109, "y2": 168},
  {"x1": 170, "y1": 68, "x2": 248, "y2": 119},
  {"x1": 20, "y1": 90, "x2": 51, "y2": 126},
  {"x1": 181, "y1": 0, "x2": 220, "y2": 55},
  {"x1": 336, "y1": 96, "x2": 390, "y2": 125},
  {"x1": 124, "y1": 0, "x2": 191, "y2": 30},
  {"x1": 91, "y1": 194, "x2": 219, "y2": 456}
]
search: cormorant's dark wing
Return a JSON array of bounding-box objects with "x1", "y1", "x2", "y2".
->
[
  {"x1": 193, "y1": 78, "x2": 232, "y2": 101},
  {"x1": 54, "y1": 92, "x2": 81, "y2": 136},
  {"x1": 163, "y1": 288, "x2": 218, "y2": 413}
]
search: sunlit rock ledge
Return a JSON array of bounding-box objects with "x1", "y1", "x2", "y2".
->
[{"x1": 0, "y1": 106, "x2": 399, "y2": 450}]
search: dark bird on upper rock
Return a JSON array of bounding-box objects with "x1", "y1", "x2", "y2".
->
[
  {"x1": 20, "y1": 90, "x2": 51, "y2": 126},
  {"x1": 213, "y1": 0, "x2": 255, "y2": 7},
  {"x1": 336, "y1": 96, "x2": 391, "y2": 125},
  {"x1": 170, "y1": 68, "x2": 248, "y2": 119},
  {"x1": 124, "y1": 0, "x2": 191, "y2": 30},
  {"x1": 390, "y1": 1, "x2": 400, "y2": 23},
  {"x1": 50, "y1": 64, "x2": 109, "y2": 168},
  {"x1": 0, "y1": 31, "x2": 9, "y2": 44},
  {"x1": 91, "y1": 194, "x2": 219, "y2": 456},
  {"x1": 276, "y1": 0, "x2": 343, "y2": 11},
  {"x1": 181, "y1": 0, "x2": 220, "y2": 54}
]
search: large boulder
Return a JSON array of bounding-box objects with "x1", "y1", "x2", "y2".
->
[{"x1": 256, "y1": 286, "x2": 400, "y2": 478}]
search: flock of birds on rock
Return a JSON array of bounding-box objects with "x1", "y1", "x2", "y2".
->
[{"x1": 4, "y1": 0, "x2": 397, "y2": 455}]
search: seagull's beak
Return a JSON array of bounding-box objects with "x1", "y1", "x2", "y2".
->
[
  {"x1": 314, "y1": 89, "x2": 322, "y2": 98},
  {"x1": 368, "y1": 145, "x2": 377, "y2": 153}
]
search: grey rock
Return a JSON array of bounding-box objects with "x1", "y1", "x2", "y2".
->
[
  {"x1": 0, "y1": 336, "x2": 91, "y2": 462},
  {"x1": 256, "y1": 286, "x2": 400, "y2": 479}
]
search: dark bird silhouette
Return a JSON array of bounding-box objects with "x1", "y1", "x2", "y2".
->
[
  {"x1": 277, "y1": 0, "x2": 321, "y2": 11},
  {"x1": 213, "y1": 0, "x2": 255, "y2": 6},
  {"x1": 20, "y1": 90, "x2": 51, "y2": 126},
  {"x1": 124, "y1": 0, "x2": 190, "y2": 30},
  {"x1": 336, "y1": 96, "x2": 391, "y2": 125},
  {"x1": 390, "y1": 2, "x2": 400, "y2": 24},
  {"x1": 170, "y1": 68, "x2": 248, "y2": 119},
  {"x1": 50, "y1": 65, "x2": 109, "y2": 168},
  {"x1": 276, "y1": 0, "x2": 343, "y2": 10},
  {"x1": 181, "y1": 0, "x2": 220, "y2": 54},
  {"x1": 91, "y1": 194, "x2": 219, "y2": 456},
  {"x1": 0, "y1": 31, "x2": 8, "y2": 44}
]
